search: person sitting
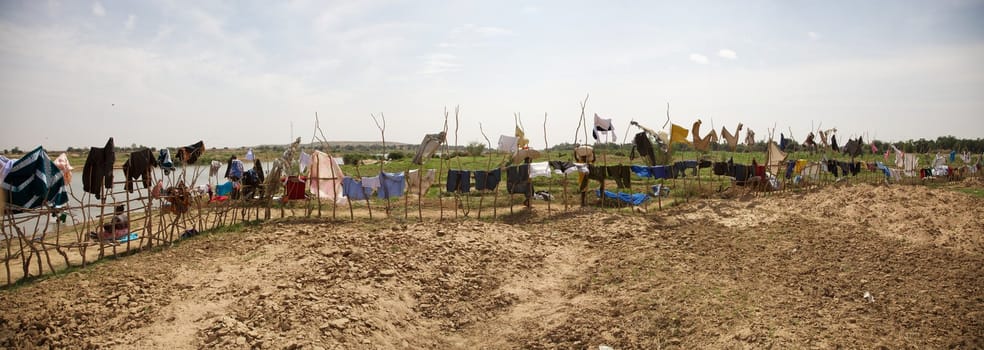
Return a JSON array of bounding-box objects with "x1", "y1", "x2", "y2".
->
[{"x1": 91, "y1": 205, "x2": 129, "y2": 241}]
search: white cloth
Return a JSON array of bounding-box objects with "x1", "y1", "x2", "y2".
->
[
  {"x1": 299, "y1": 152, "x2": 312, "y2": 173},
  {"x1": 529, "y1": 161, "x2": 551, "y2": 178},
  {"x1": 333, "y1": 157, "x2": 344, "y2": 165},
  {"x1": 592, "y1": 114, "x2": 616, "y2": 142},
  {"x1": 498, "y1": 135, "x2": 518, "y2": 153},
  {"x1": 209, "y1": 160, "x2": 222, "y2": 177},
  {"x1": 0, "y1": 156, "x2": 14, "y2": 184},
  {"x1": 245, "y1": 148, "x2": 255, "y2": 161},
  {"x1": 361, "y1": 175, "x2": 381, "y2": 190}
]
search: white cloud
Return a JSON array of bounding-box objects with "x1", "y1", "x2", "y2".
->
[
  {"x1": 92, "y1": 2, "x2": 105, "y2": 16},
  {"x1": 808, "y1": 31, "x2": 821, "y2": 40},
  {"x1": 124, "y1": 14, "x2": 137, "y2": 30},
  {"x1": 718, "y1": 49, "x2": 737, "y2": 59},
  {"x1": 419, "y1": 53, "x2": 462, "y2": 75},
  {"x1": 452, "y1": 24, "x2": 514, "y2": 38},
  {"x1": 689, "y1": 53, "x2": 709, "y2": 64},
  {"x1": 521, "y1": 5, "x2": 539, "y2": 14}
]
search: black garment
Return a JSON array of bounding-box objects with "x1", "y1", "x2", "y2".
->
[
  {"x1": 850, "y1": 162, "x2": 861, "y2": 176},
  {"x1": 730, "y1": 164, "x2": 753, "y2": 182},
  {"x1": 82, "y1": 137, "x2": 116, "y2": 199},
  {"x1": 826, "y1": 160, "x2": 839, "y2": 177},
  {"x1": 780, "y1": 133, "x2": 788, "y2": 150},
  {"x1": 253, "y1": 159, "x2": 265, "y2": 183},
  {"x1": 445, "y1": 170, "x2": 471, "y2": 193},
  {"x1": 580, "y1": 164, "x2": 606, "y2": 192},
  {"x1": 831, "y1": 135, "x2": 840, "y2": 152},
  {"x1": 549, "y1": 161, "x2": 575, "y2": 173},
  {"x1": 122, "y1": 149, "x2": 158, "y2": 193},
  {"x1": 506, "y1": 164, "x2": 531, "y2": 197},
  {"x1": 785, "y1": 160, "x2": 796, "y2": 179},
  {"x1": 712, "y1": 162, "x2": 730, "y2": 176},
  {"x1": 224, "y1": 155, "x2": 236, "y2": 179},
  {"x1": 838, "y1": 161, "x2": 851, "y2": 176},
  {"x1": 176, "y1": 141, "x2": 205, "y2": 164},
  {"x1": 698, "y1": 159, "x2": 712, "y2": 169},
  {"x1": 632, "y1": 132, "x2": 657, "y2": 166},
  {"x1": 473, "y1": 168, "x2": 502, "y2": 191},
  {"x1": 606, "y1": 165, "x2": 631, "y2": 189},
  {"x1": 672, "y1": 161, "x2": 698, "y2": 178},
  {"x1": 844, "y1": 136, "x2": 863, "y2": 158}
]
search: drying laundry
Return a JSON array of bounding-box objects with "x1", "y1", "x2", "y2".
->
[
  {"x1": 446, "y1": 170, "x2": 472, "y2": 193},
  {"x1": 592, "y1": 114, "x2": 616, "y2": 142},
  {"x1": 1, "y1": 146, "x2": 68, "y2": 209},
  {"x1": 123, "y1": 149, "x2": 158, "y2": 192},
  {"x1": 473, "y1": 168, "x2": 502, "y2": 191},
  {"x1": 413, "y1": 132, "x2": 447, "y2": 165},
  {"x1": 82, "y1": 137, "x2": 115, "y2": 199}
]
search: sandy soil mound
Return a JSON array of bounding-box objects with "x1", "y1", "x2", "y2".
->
[{"x1": 1, "y1": 184, "x2": 981, "y2": 349}]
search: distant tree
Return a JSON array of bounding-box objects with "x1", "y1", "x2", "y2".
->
[
  {"x1": 11, "y1": 147, "x2": 21, "y2": 154},
  {"x1": 388, "y1": 151, "x2": 406, "y2": 160},
  {"x1": 343, "y1": 153, "x2": 366, "y2": 165},
  {"x1": 465, "y1": 142, "x2": 485, "y2": 157}
]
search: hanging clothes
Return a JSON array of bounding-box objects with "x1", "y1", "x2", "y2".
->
[
  {"x1": 670, "y1": 124, "x2": 690, "y2": 145},
  {"x1": 473, "y1": 168, "x2": 502, "y2": 190},
  {"x1": 377, "y1": 172, "x2": 405, "y2": 199},
  {"x1": 606, "y1": 165, "x2": 632, "y2": 189},
  {"x1": 176, "y1": 141, "x2": 205, "y2": 164},
  {"x1": 158, "y1": 148, "x2": 175, "y2": 175},
  {"x1": 574, "y1": 145, "x2": 595, "y2": 163},
  {"x1": 361, "y1": 175, "x2": 381, "y2": 192},
  {"x1": 122, "y1": 149, "x2": 159, "y2": 193},
  {"x1": 445, "y1": 170, "x2": 472, "y2": 193},
  {"x1": 308, "y1": 150, "x2": 344, "y2": 200},
  {"x1": 767, "y1": 141, "x2": 788, "y2": 174},
  {"x1": 632, "y1": 132, "x2": 657, "y2": 166},
  {"x1": 745, "y1": 128, "x2": 756, "y2": 147},
  {"x1": 0, "y1": 156, "x2": 13, "y2": 184},
  {"x1": 209, "y1": 160, "x2": 222, "y2": 177},
  {"x1": 227, "y1": 159, "x2": 245, "y2": 181},
  {"x1": 82, "y1": 137, "x2": 115, "y2": 199},
  {"x1": 498, "y1": 135, "x2": 518, "y2": 153},
  {"x1": 413, "y1": 131, "x2": 447, "y2": 165},
  {"x1": 1, "y1": 146, "x2": 68, "y2": 209},
  {"x1": 215, "y1": 181, "x2": 234, "y2": 196},
  {"x1": 506, "y1": 164, "x2": 531, "y2": 196},
  {"x1": 299, "y1": 152, "x2": 312, "y2": 173},
  {"x1": 515, "y1": 126, "x2": 530, "y2": 149},
  {"x1": 54, "y1": 153, "x2": 74, "y2": 183},
  {"x1": 721, "y1": 124, "x2": 742, "y2": 151},
  {"x1": 245, "y1": 148, "x2": 255, "y2": 161},
  {"x1": 529, "y1": 161, "x2": 551, "y2": 178},
  {"x1": 779, "y1": 133, "x2": 788, "y2": 151},
  {"x1": 830, "y1": 135, "x2": 840, "y2": 152},
  {"x1": 342, "y1": 177, "x2": 368, "y2": 200},
  {"x1": 592, "y1": 114, "x2": 616, "y2": 142},
  {"x1": 596, "y1": 190, "x2": 649, "y2": 206},
  {"x1": 407, "y1": 169, "x2": 436, "y2": 194}
]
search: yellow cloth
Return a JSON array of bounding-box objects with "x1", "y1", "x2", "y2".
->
[
  {"x1": 794, "y1": 159, "x2": 807, "y2": 173},
  {"x1": 515, "y1": 126, "x2": 529, "y2": 149},
  {"x1": 670, "y1": 124, "x2": 690, "y2": 145}
]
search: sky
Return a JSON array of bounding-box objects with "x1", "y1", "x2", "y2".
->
[{"x1": 1, "y1": 0, "x2": 983, "y2": 151}]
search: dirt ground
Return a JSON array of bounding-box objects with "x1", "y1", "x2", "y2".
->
[{"x1": 1, "y1": 181, "x2": 982, "y2": 349}]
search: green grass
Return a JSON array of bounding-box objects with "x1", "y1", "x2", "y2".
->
[{"x1": 954, "y1": 187, "x2": 984, "y2": 198}]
